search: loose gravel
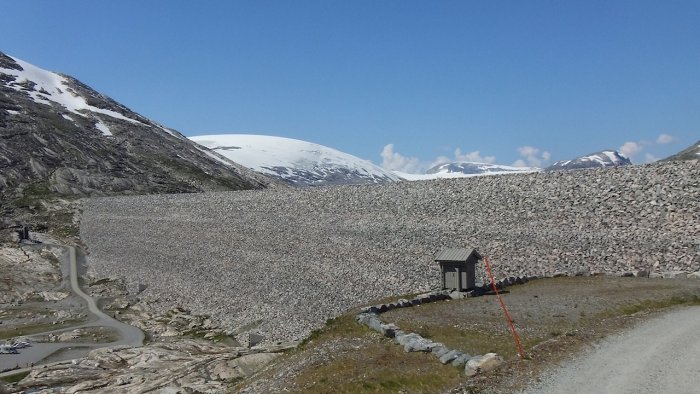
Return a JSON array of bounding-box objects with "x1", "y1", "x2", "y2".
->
[
  {"x1": 521, "y1": 306, "x2": 700, "y2": 394},
  {"x1": 80, "y1": 161, "x2": 700, "y2": 342}
]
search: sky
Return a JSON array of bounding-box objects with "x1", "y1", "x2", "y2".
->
[{"x1": 1, "y1": 0, "x2": 698, "y2": 171}]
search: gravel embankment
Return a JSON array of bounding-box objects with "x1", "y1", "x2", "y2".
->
[
  {"x1": 521, "y1": 306, "x2": 700, "y2": 394},
  {"x1": 80, "y1": 161, "x2": 700, "y2": 342}
]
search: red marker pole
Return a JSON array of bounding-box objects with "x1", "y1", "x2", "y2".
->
[{"x1": 484, "y1": 256, "x2": 526, "y2": 359}]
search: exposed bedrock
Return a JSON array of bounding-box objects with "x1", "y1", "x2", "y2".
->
[{"x1": 80, "y1": 161, "x2": 700, "y2": 342}]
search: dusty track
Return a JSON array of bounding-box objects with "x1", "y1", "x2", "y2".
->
[{"x1": 522, "y1": 306, "x2": 700, "y2": 394}]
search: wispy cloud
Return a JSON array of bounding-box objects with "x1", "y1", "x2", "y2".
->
[
  {"x1": 619, "y1": 134, "x2": 676, "y2": 162},
  {"x1": 380, "y1": 144, "x2": 424, "y2": 173},
  {"x1": 512, "y1": 146, "x2": 551, "y2": 168},
  {"x1": 644, "y1": 153, "x2": 660, "y2": 163},
  {"x1": 380, "y1": 144, "x2": 497, "y2": 173},
  {"x1": 656, "y1": 133, "x2": 676, "y2": 144},
  {"x1": 619, "y1": 141, "x2": 643, "y2": 158}
]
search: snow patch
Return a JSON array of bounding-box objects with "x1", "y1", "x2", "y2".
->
[
  {"x1": 62, "y1": 114, "x2": 74, "y2": 121},
  {"x1": 0, "y1": 55, "x2": 144, "y2": 125},
  {"x1": 95, "y1": 121, "x2": 112, "y2": 136},
  {"x1": 5, "y1": 109, "x2": 19, "y2": 115}
]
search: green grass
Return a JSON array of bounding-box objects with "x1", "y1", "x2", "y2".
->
[
  {"x1": 293, "y1": 340, "x2": 463, "y2": 394},
  {"x1": 598, "y1": 294, "x2": 700, "y2": 319},
  {"x1": 11, "y1": 181, "x2": 56, "y2": 210},
  {"x1": 0, "y1": 318, "x2": 85, "y2": 340},
  {"x1": 298, "y1": 314, "x2": 367, "y2": 349},
  {"x1": 0, "y1": 370, "x2": 30, "y2": 384},
  {"x1": 406, "y1": 323, "x2": 544, "y2": 360}
]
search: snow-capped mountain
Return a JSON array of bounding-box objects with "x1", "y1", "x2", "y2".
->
[
  {"x1": 394, "y1": 162, "x2": 539, "y2": 181},
  {"x1": 662, "y1": 140, "x2": 700, "y2": 162},
  {"x1": 0, "y1": 51, "x2": 268, "y2": 206},
  {"x1": 427, "y1": 162, "x2": 540, "y2": 176},
  {"x1": 189, "y1": 134, "x2": 401, "y2": 186},
  {"x1": 546, "y1": 150, "x2": 631, "y2": 171}
]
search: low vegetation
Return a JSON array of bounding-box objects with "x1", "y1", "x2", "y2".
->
[
  {"x1": 0, "y1": 371, "x2": 30, "y2": 384},
  {"x1": 240, "y1": 276, "x2": 700, "y2": 393}
]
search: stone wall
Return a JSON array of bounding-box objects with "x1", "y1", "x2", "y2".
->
[{"x1": 80, "y1": 161, "x2": 700, "y2": 342}]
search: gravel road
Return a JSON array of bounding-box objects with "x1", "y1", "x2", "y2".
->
[{"x1": 522, "y1": 306, "x2": 700, "y2": 394}]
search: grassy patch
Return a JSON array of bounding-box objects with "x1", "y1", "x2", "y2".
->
[
  {"x1": 12, "y1": 182, "x2": 54, "y2": 209},
  {"x1": 0, "y1": 370, "x2": 30, "y2": 384},
  {"x1": 406, "y1": 324, "x2": 544, "y2": 360},
  {"x1": 0, "y1": 318, "x2": 85, "y2": 340},
  {"x1": 598, "y1": 294, "x2": 700, "y2": 319},
  {"x1": 299, "y1": 314, "x2": 368, "y2": 349},
  {"x1": 294, "y1": 341, "x2": 463, "y2": 394}
]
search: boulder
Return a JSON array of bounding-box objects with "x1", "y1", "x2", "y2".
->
[
  {"x1": 431, "y1": 344, "x2": 449, "y2": 357},
  {"x1": 451, "y1": 353, "x2": 471, "y2": 368},
  {"x1": 404, "y1": 337, "x2": 436, "y2": 352},
  {"x1": 439, "y1": 349, "x2": 461, "y2": 364},
  {"x1": 465, "y1": 353, "x2": 504, "y2": 377},
  {"x1": 395, "y1": 332, "x2": 421, "y2": 346}
]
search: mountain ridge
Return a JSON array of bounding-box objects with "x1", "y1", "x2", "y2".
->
[
  {"x1": 0, "y1": 51, "x2": 270, "y2": 210},
  {"x1": 662, "y1": 140, "x2": 700, "y2": 162}
]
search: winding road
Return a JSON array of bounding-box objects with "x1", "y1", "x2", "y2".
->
[
  {"x1": 522, "y1": 306, "x2": 700, "y2": 394},
  {"x1": 0, "y1": 245, "x2": 143, "y2": 376}
]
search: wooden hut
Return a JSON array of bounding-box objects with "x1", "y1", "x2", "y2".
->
[{"x1": 435, "y1": 248, "x2": 482, "y2": 291}]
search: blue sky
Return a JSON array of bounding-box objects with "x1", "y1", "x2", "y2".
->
[{"x1": 2, "y1": 1, "x2": 698, "y2": 170}]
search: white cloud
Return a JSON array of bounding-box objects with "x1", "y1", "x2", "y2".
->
[
  {"x1": 380, "y1": 144, "x2": 498, "y2": 174},
  {"x1": 380, "y1": 144, "x2": 424, "y2": 173},
  {"x1": 453, "y1": 148, "x2": 496, "y2": 164},
  {"x1": 619, "y1": 141, "x2": 643, "y2": 158},
  {"x1": 513, "y1": 145, "x2": 551, "y2": 168},
  {"x1": 656, "y1": 133, "x2": 676, "y2": 144},
  {"x1": 644, "y1": 153, "x2": 660, "y2": 163}
]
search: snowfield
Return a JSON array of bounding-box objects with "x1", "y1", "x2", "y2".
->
[{"x1": 190, "y1": 134, "x2": 401, "y2": 186}]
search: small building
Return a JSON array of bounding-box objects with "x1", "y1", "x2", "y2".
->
[{"x1": 435, "y1": 248, "x2": 482, "y2": 291}]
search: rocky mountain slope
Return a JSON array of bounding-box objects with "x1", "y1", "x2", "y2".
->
[
  {"x1": 662, "y1": 139, "x2": 700, "y2": 161},
  {"x1": 189, "y1": 134, "x2": 400, "y2": 186},
  {"x1": 546, "y1": 150, "x2": 631, "y2": 171},
  {"x1": 0, "y1": 52, "x2": 268, "y2": 209},
  {"x1": 81, "y1": 161, "x2": 700, "y2": 343}
]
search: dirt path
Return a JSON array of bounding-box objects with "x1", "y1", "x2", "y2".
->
[{"x1": 522, "y1": 306, "x2": 700, "y2": 394}]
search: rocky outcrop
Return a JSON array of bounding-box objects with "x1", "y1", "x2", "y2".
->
[
  {"x1": 80, "y1": 161, "x2": 700, "y2": 343},
  {"x1": 15, "y1": 341, "x2": 289, "y2": 393}
]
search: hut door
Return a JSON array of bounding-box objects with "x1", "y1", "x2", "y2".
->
[{"x1": 445, "y1": 267, "x2": 458, "y2": 289}]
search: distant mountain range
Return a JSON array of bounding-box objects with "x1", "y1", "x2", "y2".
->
[
  {"x1": 1, "y1": 50, "x2": 696, "y2": 205},
  {"x1": 546, "y1": 150, "x2": 631, "y2": 171},
  {"x1": 190, "y1": 134, "x2": 400, "y2": 186},
  {"x1": 394, "y1": 162, "x2": 539, "y2": 181}
]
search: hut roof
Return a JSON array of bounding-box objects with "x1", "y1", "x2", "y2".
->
[{"x1": 434, "y1": 248, "x2": 482, "y2": 262}]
